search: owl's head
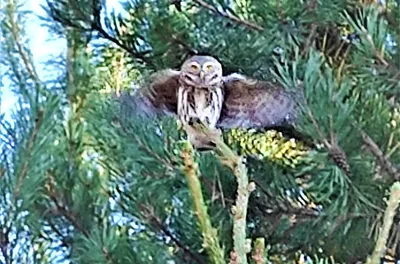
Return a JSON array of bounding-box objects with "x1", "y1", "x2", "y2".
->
[{"x1": 179, "y1": 55, "x2": 223, "y2": 87}]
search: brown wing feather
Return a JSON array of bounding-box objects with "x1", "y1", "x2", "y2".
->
[
  {"x1": 144, "y1": 69, "x2": 180, "y2": 115},
  {"x1": 119, "y1": 69, "x2": 180, "y2": 119},
  {"x1": 218, "y1": 74, "x2": 298, "y2": 129}
]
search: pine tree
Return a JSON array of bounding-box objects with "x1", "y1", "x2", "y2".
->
[{"x1": 1, "y1": 0, "x2": 399, "y2": 263}]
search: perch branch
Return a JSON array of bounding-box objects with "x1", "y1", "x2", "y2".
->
[
  {"x1": 192, "y1": 0, "x2": 264, "y2": 31},
  {"x1": 188, "y1": 123, "x2": 254, "y2": 264},
  {"x1": 180, "y1": 142, "x2": 225, "y2": 264},
  {"x1": 366, "y1": 182, "x2": 400, "y2": 264},
  {"x1": 251, "y1": 238, "x2": 266, "y2": 264}
]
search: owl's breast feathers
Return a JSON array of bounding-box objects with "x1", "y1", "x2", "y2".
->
[{"x1": 178, "y1": 84, "x2": 224, "y2": 128}]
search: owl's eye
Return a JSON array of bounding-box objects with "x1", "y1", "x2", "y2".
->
[
  {"x1": 205, "y1": 64, "x2": 213, "y2": 71},
  {"x1": 190, "y1": 64, "x2": 199, "y2": 71}
]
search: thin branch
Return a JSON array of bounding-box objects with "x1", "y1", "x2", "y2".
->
[
  {"x1": 192, "y1": 0, "x2": 264, "y2": 31},
  {"x1": 101, "y1": 157, "x2": 212, "y2": 264},
  {"x1": 89, "y1": 1, "x2": 154, "y2": 67},
  {"x1": 361, "y1": 28, "x2": 389, "y2": 67},
  {"x1": 140, "y1": 204, "x2": 206, "y2": 264},
  {"x1": 367, "y1": 182, "x2": 400, "y2": 264},
  {"x1": 119, "y1": 119, "x2": 175, "y2": 172},
  {"x1": 306, "y1": 109, "x2": 351, "y2": 175},
  {"x1": 301, "y1": 23, "x2": 317, "y2": 57},
  {"x1": 7, "y1": 1, "x2": 41, "y2": 91},
  {"x1": 180, "y1": 141, "x2": 225, "y2": 264},
  {"x1": 0, "y1": 229, "x2": 10, "y2": 264},
  {"x1": 92, "y1": 23, "x2": 155, "y2": 67},
  {"x1": 46, "y1": 220, "x2": 70, "y2": 248},
  {"x1": 361, "y1": 131, "x2": 399, "y2": 180},
  {"x1": 46, "y1": 175, "x2": 90, "y2": 237},
  {"x1": 47, "y1": 1, "x2": 154, "y2": 67},
  {"x1": 14, "y1": 110, "x2": 43, "y2": 198}
]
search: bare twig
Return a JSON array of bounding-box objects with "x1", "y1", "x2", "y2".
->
[
  {"x1": 361, "y1": 131, "x2": 399, "y2": 180},
  {"x1": 366, "y1": 182, "x2": 400, "y2": 264},
  {"x1": 192, "y1": 0, "x2": 264, "y2": 31}
]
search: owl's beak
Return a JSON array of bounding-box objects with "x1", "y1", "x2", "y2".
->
[{"x1": 199, "y1": 70, "x2": 205, "y2": 80}]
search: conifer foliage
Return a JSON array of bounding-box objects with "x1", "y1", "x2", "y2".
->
[{"x1": 1, "y1": 0, "x2": 399, "y2": 263}]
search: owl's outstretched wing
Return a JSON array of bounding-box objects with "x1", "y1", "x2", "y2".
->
[
  {"x1": 119, "y1": 69, "x2": 180, "y2": 118},
  {"x1": 217, "y1": 74, "x2": 300, "y2": 129}
]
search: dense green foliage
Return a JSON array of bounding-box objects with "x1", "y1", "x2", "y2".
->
[{"x1": 1, "y1": 0, "x2": 399, "y2": 263}]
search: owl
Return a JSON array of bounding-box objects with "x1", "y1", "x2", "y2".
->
[
  {"x1": 121, "y1": 55, "x2": 302, "y2": 150},
  {"x1": 176, "y1": 55, "x2": 224, "y2": 129}
]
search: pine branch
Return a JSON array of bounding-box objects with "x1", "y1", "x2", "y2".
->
[
  {"x1": 6, "y1": 1, "x2": 41, "y2": 91},
  {"x1": 0, "y1": 228, "x2": 10, "y2": 264},
  {"x1": 301, "y1": 23, "x2": 317, "y2": 57},
  {"x1": 306, "y1": 110, "x2": 351, "y2": 175},
  {"x1": 107, "y1": 187, "x2": 205, "y2": 263},
  {"x1": 91, "y1": 22, "x2": 154, "y2": 67},
  {"x1": 360, "y1": 27, "x2": 389, "y2": 67},
  {"x1": 14, "y1": 110, "x2": 43, "y2": 198},
  {"x1": 45, "y1": 174, "x2": 90, "y2": 238},
  {"x1": 46, "y1": 0, "x2": 154, "y2": 67},
  {"x1": 180, "y1": 141, "x2": 225, "y2": 264},
  {"x1": 366, "y1": 182, "x2": 400, "y2": 264},
  {"x1": 225, "y1": 156, "x2": 252, "y2": 264},
  {"x1": 253, "y1": 181, "x2": 320, "y2": 219},
  {"x1": 361, "y1": 131, "x2": 399, "y2": 180},
  {"x1": 191, "y1": 0, "x2": 264, "y2": 31},
  {"x1": 140, "y1": 204, "x2": 206, "y2": 264}
]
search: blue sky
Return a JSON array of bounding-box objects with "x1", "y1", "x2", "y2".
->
[
  {"x1": 1, "y1": 0, "x2": 65, "y2": 118},
  {"x1": 1, "y1": 0, "x2": 121, "y2": 119}
]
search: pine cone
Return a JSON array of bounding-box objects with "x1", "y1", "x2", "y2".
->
[{"x1": 329, "y1": 145, "x2": 351, "y2": 175}]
